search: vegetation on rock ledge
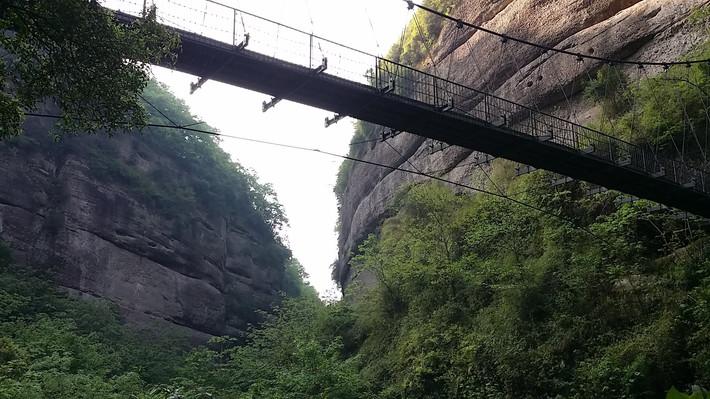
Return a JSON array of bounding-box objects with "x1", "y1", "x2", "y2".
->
[
  {"x1": 347, "y1": 179, "x2": 710, "y2": 398},
  {"x1": 327, "y1": 28, "x2": 710, "y2": 399}
]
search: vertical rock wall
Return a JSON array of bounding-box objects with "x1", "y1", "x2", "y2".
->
[
  {"x1": 0, "y1": 115, "x2": 291, "y2": 340},
  {"x1": 335, "y1": 0, "x2": 710, "y2": 290}
]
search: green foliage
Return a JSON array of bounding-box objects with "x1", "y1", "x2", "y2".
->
[
  {"x1": 584, "y1": 65, "x2": 631, "y2": 117},
  {"x1": 140, "y1": 82, "x2": 288, "y2": 235},
  {"x1": 46, "y1": 80, "x2": 288, "y2": 240},
  {"x1": 0, "y1": 235, "x2": 319, "y2": 398},
  {"x1": 335, "y1": 37, "x2": 710, "y2": 399},
  {"x1": 585, "y1": 41, "x2": 710, "y2": 159},
  {"x1": 0, "y1": 252, "x2": 191, "y2": 399},
  {"x1": 0, "y1": 1, "x2": 178, "y2": 138},
  {"x1": 0, "y1": 75, "x2": 311, "y2": 397},
  {"x1": 336, "y1": 43, "x2": 710, "y2": 395},
  {"x1": 171, "y1": 296, "x2": 370, "y2": 398},
  {"x1": 631, "y1": 58, "x2": 710, "y2": 152},
  {"x1": 283, "y1": 258, "x2": 319, "y2": 299},
  {"x1": 3, "y1": 2, "x2": 710, "y2": 397},
  {"x1": 347, "y1": 179, "x2": 710, "y2": 398},
  {"x1": 689, "y1": 5, "x2": 710, "y2": 25},
  {"x1": 387, "y1": 0, "x2": 458, "y2": 67},
  {"x1": 667, "y1": 386, "x2": 710, "y2": 399},
  {"x1": 335, "y1": 158, "x2": 354, "y2": 206}
]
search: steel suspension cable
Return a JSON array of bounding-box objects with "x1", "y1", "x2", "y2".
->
[
  {"x1": 656, "y1": 67, "x2": 688, "y2": 159},
  {"x1": 384, "y1": 139, "x2": 424, "y2": 174},
  {"x1": 674, "y1": 66, "x2": 708, "y2": 162},
  {"x1": 444, "y1": 20, "x2": 462, "y2": 81},
  {"x1": 639, "y1": 67, "x2": 684, "y2": 163},
  {"x1": 23, "y1": 111, "x2": 604, "y2": 239},
  {"x1": 139, "y1": 94, "x2": 179, "y2": 127},
  {"x1": 412, "y1": 11, "x2": 439, "y2": 72},
  {"x1": 405, "y1": 0, "x2": 710, "y2": 67},
  {"x1": 362, "y1": 5, "x2": 381, "y2": 55},
  {"x1": 583, "y1": 65, "x2": 618, "y2": 136},
  {"x1": 545, "y1": 52, "x2": 582, "y2": 125}
]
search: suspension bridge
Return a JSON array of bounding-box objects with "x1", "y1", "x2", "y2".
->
[{"x1": 112, "y1": 0, "x2": 710, "y2": 218}]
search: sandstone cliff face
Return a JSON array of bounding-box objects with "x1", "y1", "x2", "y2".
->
[
  {"x1": 0, "y1": 115, "x2": 291, "y2": 340},
  {"x1": 336, "y1": 0, "x2": 710, "y2": 290}
]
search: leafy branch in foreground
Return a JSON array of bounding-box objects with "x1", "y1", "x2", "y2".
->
[
  {"x1": 0, "y1": 1, "x2": 178, "y2": 138},
  {"x1": 667, "y1": 386, "x2": 710, "y2": 399}
]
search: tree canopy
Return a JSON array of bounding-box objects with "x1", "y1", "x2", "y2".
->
[{"x1": 0, "y1": 0, "x2": 178, "y2": 138}]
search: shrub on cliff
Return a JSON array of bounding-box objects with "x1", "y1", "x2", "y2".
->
[
  {"x1": 170, "y1": 296, "x2": 370, "y2": 398},
  {"x1": 585, "y1": 41, "x2": 710, "y2": 161},
  {"x1": 0, "y1": 246, "x2": 190, "y2": 399},
  {"x1": 349, "y1": 179, "x2": 710, "y2": 398}
]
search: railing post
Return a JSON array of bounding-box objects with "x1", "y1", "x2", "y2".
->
[
  {"x1": 484, "y1": 95, "x2": 490, "y2": 123},
  {"x1": 309, "y1": 34, "x2": 313, "y2": 69},
  {"x1": 372, "y1": 57, "x2": 380, "y2": 90},
  {"x1": 608, "y1": 137, "x2": 614, "y2": 161},
  {"x1": 233, "y1": 10, "x2": 237, "y2": 46},
  {"x1": 433, "y1": 75, "x2": 438, "y2": 107},
  {"x1": 573, "y1": 126, "x2": 579, "y2": 149}
]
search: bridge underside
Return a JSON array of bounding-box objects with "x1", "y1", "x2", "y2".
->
[{"x1": 151, "y1": 24, "x2": 710, "y2": 218}]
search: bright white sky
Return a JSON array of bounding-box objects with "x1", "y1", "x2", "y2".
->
[{"x1": 108, "y1": 0, "x2": 412, "y2": 296}]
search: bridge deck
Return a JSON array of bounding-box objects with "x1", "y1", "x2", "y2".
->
[{"x1": 117, "y1": 12, "x2": 710, "y2": 218}]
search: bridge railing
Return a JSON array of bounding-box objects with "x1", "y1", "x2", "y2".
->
[
  {"x1": 107, "y1": 0, "x2": 708, "y2": 195},
  {"x1": 107, "y1": 0, "x2": 377, "y2": 84},
  {"x1": 375, "y1": 58, "x2": 709, "y2": 194}
]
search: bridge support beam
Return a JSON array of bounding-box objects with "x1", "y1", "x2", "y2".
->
[
  {"x1": 262, "y1": 97, "x2": 281, "y2": 112},
  {"x1": 325, "y1": 113, "x2": 346, "y2": 128},
  {"x1": 127, "y1": 14, "x2": 710, "y2": 218}
]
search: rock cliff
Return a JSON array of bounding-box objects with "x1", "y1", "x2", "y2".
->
[
  {"x1": 0, "y1": 96, "x2": 293, "y2": 340},
  {"x1": 335, "y1": 0, "x2": 710, "y2": 290}
]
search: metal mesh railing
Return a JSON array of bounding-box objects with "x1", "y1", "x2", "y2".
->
[
  {"x1": 106, "y1": 0, "x2": 709, "y2": 195},
  {"x1": 105, "y1": 0, "x2": 376, "y2": 83},
  {"x1": 375, "y1": 59, "x2": 708, "y2": 194}
]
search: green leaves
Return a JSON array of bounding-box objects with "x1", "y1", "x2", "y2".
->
[
  {"x1": 347, "y1": 177, "x2": 710, "y2": 398},
  {"x1": 0, "y1": 254, "x2": 191, "y2": 399},
  {"x1": 584, "y1": 40, "x2": 710, "y2": 152},
  {"x1": 386, "y1": 0, "x2": 458, "y2": 68},
  {"x1": 168, "y1": 297, "x2": 370, "y2": 399},
  {"x1": 584, "y1": 65, "x2": 631, "y2": 117},
  {"x1": 667, "y1": 386, "x2": 710, "y2": 399},
  {"x1": 0, "y1": 1, "x2": 178, "y2": 138}
]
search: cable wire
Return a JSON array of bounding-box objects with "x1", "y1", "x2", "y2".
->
[
  {"x1": 406, "y1": 0, "x2": 710, "y2": 67},
  {"x1": 412, "y1": 11, "x2": 439, "y2": 71},
  {"x1": 139, "y1": 94, "x2": 179, "y2": 127},
  {"x1": 384, "y1": 139, "x2": 424, "y2": 174},
  {"x1": 349, "y1": 136, "x2": 382, "y2": 146},
  {"x1": 23, "y1": 111, "x2": 601, "y2": 239}
]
